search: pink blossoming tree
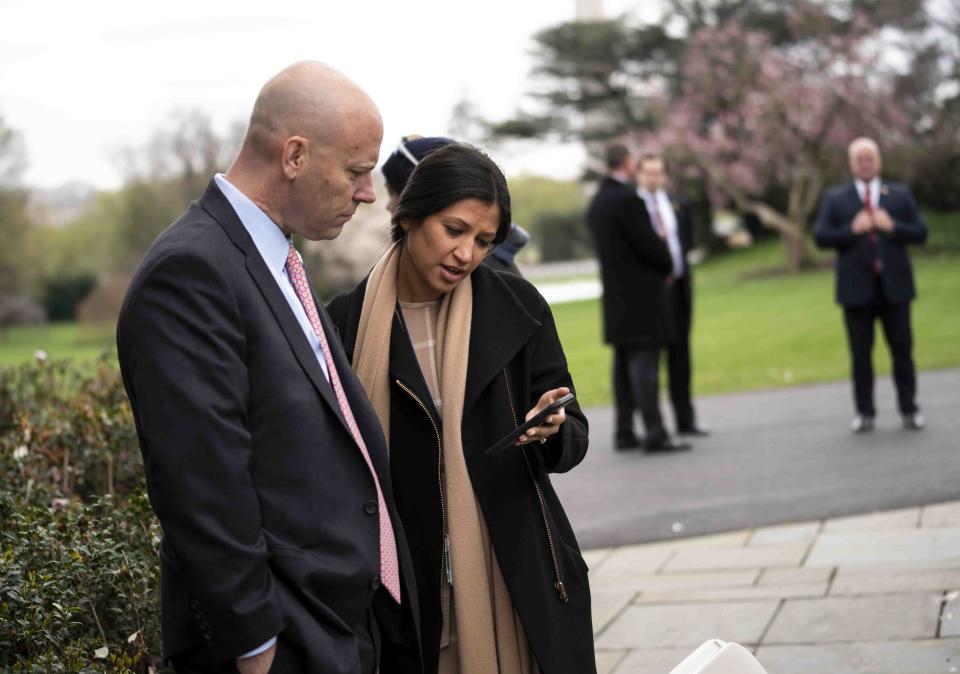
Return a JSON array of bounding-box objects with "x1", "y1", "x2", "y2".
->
[{"x1": 649, "y1": 11, "x2": 909, "y2": 271}]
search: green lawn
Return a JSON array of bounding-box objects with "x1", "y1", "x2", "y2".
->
[
  {"x1": 3, "y1": 243, "x2": 958, "y2": 408},
  {"x1": 553, "y1": 244, "x2": 960, "y2": 408},
  {"x1": 0, "y1": 322, "x2": 115, "y2": 366}
]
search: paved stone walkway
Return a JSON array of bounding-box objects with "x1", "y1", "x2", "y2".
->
[{"x1": 589, "y1": 500, "x2": 960, "y2": 673}]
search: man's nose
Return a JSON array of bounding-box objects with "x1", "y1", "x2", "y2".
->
[{"x1": 354, "y1": 174, "x2": 376, "y2": 204}]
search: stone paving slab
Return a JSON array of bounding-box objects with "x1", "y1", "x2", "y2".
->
[
  {"x1": 635, "y1": 583, "x2": 826, "y2": 604},
  {"x1": 586, "y1": 499, "x2": 960, "y2": 671},
  {"x1": 664, "y1": 543, "x2": 809, "y2": 572},
  {"x1": 755, "y1": 639, "x2": 960, "y2": 674},
  {"x1": 592, "y1": 587, "x2": 635, "y2": 635},
  {"x1": 748, "y1": 521, "x2": 821, "y2": 546},
  {"x1": 593, "y1": 570, "x2": 760, "y2": 596},
  {"x1": 590, "y1": 545, "x2": 676, "y2": 580},
  {"x1": 923, "y1": 501, "x2": 960, "y2": 528},
  {"x1": 830, "y1": 567, "x2": 960, "y2": 595},
  {"x1": 942, "y1": 591, "x2": 960, "y2": 638},
  {"x1": 595, "y1": 649, "x2": 627, "y2": 674},
  {"x1": 763, "y1": 594, "x2": 942, "y2": 644},
  {"x1": 628, "y1": 530, "x2": 752, "y2": 555},
  {"x1": 823, "y1": 507, "x2": 921, "y2": 532},
  {"x1": 758, "y1": 567, "x2": 833, "y2": 587},
  {"x1": 584, "y1": 548, "x2": 614, "y2": 570},
  {"x1": 805, "y1": 527, "x2": 960, "y2": 567},
  {"x1": 595, "y1": 601, "x2": 779, "y2": 650},
  {"x1": 607, "y1": 648, "x2": 698, "y2": 674}
]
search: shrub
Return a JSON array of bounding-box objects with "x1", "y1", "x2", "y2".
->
[
  {"x1": 42, "y1": 274, "x2": 97, "y2": 322},
  {"x1": 0, "y1": 356, "x2": 169, "y2": 673},
  {"x1": 0, "y1": 492, "x2": 164, "y2": 673},
  {"x1": 0, "y1": 356, "x2": 141, "y2": 504}
]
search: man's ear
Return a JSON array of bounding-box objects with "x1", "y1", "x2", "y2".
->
[{"x1": 282, "y1": 136, "x2": 308, "y2": 180}]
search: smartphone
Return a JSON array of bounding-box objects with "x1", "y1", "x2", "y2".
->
[{"x1": 484, "y1": 392, "x2": 575, "y2": 459}]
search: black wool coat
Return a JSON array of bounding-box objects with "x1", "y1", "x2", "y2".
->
[
  {"x1": 814, "y1": 181, "x2": 928, "y2": 307},
  {"x1": 586, "y1": 177, "x2": 675, "y2": 347},
  {"x1": 328, "y1": 264, "x2": 596, "y2": 674}
]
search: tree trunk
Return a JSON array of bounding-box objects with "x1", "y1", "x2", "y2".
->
[
  {"x1": 784, "y1": 169, "x2": 823, "y2": 272},
  {"x1": 782, "y1": 229, "x2": 809, "y2": 273},
  {"x1": 697, "y1": 156, "x2": 819, "y2": 273}
]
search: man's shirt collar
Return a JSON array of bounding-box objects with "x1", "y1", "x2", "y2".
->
[{"x1": 215, "y1": 173, "x2": 290, "y2": 279}]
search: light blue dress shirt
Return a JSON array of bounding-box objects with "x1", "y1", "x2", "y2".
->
[{"x1": 214, "y1": 173, "x2": 329, "y2": 381}]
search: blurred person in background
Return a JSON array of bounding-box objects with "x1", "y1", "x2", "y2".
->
[
  {"x1": 382, "y1": 135, "x2": 530, "y2": 275},
  {"x1": 814, "y1": 137, "x2": 928, "y2": 434},
  {"x1": 636, "y1": 153, "x2": 708, "y2": 438},
  {"x1": 586, "y1": 143, "x2": 690, "y2": 453}
]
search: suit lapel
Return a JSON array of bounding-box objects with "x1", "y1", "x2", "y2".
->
[
  {"x1": 848, "y1": 182, "x2": 862, "y2": 208},
  {"x1": 463, "y1": 267, "x2": 541, "y2": 414},
  {"x1": 245, "y1": 252, "x2": 353, "y2": 435},
  {"x1": 877, "y1": 182, "x2": 890, "y2": 210}
]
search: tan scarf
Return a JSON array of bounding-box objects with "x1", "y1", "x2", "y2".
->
[{"x1": 352, "y1": 242, "x2": 532, "y2": 674}]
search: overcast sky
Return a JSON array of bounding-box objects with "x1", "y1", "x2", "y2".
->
[{"x1": 1, "y1": 0, "x2": 650, "y2": 190}]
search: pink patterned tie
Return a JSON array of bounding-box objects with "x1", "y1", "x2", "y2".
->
[
  {"x1": 649, "y1": 198, "x2": 667, "y2": 239},
  {"x1": 864, "y1": 186, "x2": 881, "y2": 276},
  {"x1": 285, "y1": 243, "x2": 401, "y2": 604}
]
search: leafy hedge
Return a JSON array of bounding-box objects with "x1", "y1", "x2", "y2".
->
[{"x1": 0, "y1": 356, "x2": 168, "y2": 673}]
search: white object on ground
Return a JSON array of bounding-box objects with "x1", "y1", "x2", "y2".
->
[{"x1": 670, "y1": 639, "x2": 769, "y2": 674}]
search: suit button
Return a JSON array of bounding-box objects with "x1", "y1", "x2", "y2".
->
[
  {"x1": 364, "y1": 500, "x2": 377, "y2": 515},
  {"x1": 370, "y1": 576, "x2": 381, "y2": 590}
]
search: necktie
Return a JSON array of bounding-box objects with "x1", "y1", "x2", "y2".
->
[
  {"x1": 285, "y1": 243, "x2": 401, "y2": 604},
  {"x1": 649, "y1": 199, "x2": 667, "y2": 239},
  {"x1": 863, "y1": 185, "x2": 881, "y2": 276}
]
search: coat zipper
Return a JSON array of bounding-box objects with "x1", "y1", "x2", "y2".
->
[
  {"x1": 394, "y1": 380, "x2": 452, "y2": 604},
  {"x1": 502, "y1": 369, "x2": 569, "y2": 602}
]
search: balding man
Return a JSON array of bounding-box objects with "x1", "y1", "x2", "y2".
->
[
  {"x1": 815, "y1": 138, "x2": 928, "y2": 434},
  {"x1": 117, "y1": 63, "x2": 421, "y2": 674}
]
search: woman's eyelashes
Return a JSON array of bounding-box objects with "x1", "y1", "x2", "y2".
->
[{"x1": 444, "y1": 224, "x2": 493, "y2": 251}]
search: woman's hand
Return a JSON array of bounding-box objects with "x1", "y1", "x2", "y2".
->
[{"x1": 517, "y1": 387, "x2": 570, "y2": 446}]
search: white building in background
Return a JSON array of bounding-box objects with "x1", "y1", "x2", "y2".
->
[{"x1": 576, "y1": 0, "x2": 605, "y2": 20}]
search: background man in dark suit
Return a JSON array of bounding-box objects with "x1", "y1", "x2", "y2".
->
[
  {"x1": 814, "y1": 137, "x2": 928, "y2": 434},
  {"x1": 116, "y1": 62, "x2": 420, "y2": 674},
  {"x1": 586, "y1": 143, "x2": 690, "y2": 453},
  {"x1": 636, "y1": 153, "x2": 707, "y2": 437}
]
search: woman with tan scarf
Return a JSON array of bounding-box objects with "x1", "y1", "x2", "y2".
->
[{"x1": 328, "y1": 144, "x2": 595, "y2": 674}]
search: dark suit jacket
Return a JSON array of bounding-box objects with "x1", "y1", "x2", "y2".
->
[
  {"x1": 673, "y1": 196, "x2": 695, "y2": 264},
  {"x1": 586, "y1": 176, "x2": 674, "y2": 347},
  {"x1": 814, "y1": 181, "x2": 927, "y2": 307},
  {"x1": 116, "y1": 181, "x2": 421, "y2": 673}
]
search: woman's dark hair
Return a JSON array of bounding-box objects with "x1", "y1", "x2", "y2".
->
[{"x1": 390, "y1": 143, "x2": 512, "y2": 245}]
